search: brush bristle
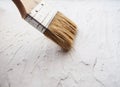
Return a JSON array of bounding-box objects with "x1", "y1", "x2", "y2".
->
[{"x1": 44, "y1": 12, "x2": 77, "y2": 51}]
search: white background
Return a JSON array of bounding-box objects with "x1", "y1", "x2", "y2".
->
[{"x1": 0, "y1": 0, "x2": 120, "y2": 87}]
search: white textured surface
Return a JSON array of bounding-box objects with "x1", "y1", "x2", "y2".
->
[{"x1": 0, "y1": 0, "x2": 120, "y2": 87}]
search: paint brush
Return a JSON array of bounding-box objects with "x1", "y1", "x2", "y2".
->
[{"x1": 12, "y1": 0, "x2": 77, "y2": 51}]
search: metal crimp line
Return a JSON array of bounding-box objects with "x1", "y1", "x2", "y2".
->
[{"x1": 25, "y1": 14, "x2": 47, "y2": 33}]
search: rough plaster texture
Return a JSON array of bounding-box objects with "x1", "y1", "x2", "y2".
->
[{"x1": 0, "y1": 0, "x2": 120, "y2": 87}]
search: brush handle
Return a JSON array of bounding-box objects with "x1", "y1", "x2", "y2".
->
[{"x1": 12, "y1": 0, "x2": 42, "y2": 18}]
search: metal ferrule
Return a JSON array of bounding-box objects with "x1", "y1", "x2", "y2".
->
[{"x1": 25, "y1": 0, "x2": 57, "y2": 33}]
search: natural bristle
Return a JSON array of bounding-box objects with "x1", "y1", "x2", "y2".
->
[{"x1": 44, "y1": 12, "x2": 77, "y2": 51}]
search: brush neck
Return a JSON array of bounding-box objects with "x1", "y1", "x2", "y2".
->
[{"x1": 12, "y1": 0, "x2": 42, "y2": 18}]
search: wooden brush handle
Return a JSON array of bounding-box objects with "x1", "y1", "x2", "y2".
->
[{"x1": 12, "y1": 0, "x2": 42, "y2": 18}]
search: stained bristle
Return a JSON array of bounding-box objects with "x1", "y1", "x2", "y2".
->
[{"x1": 44, "y1": 12, "x2": 77, "y2": 51}]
